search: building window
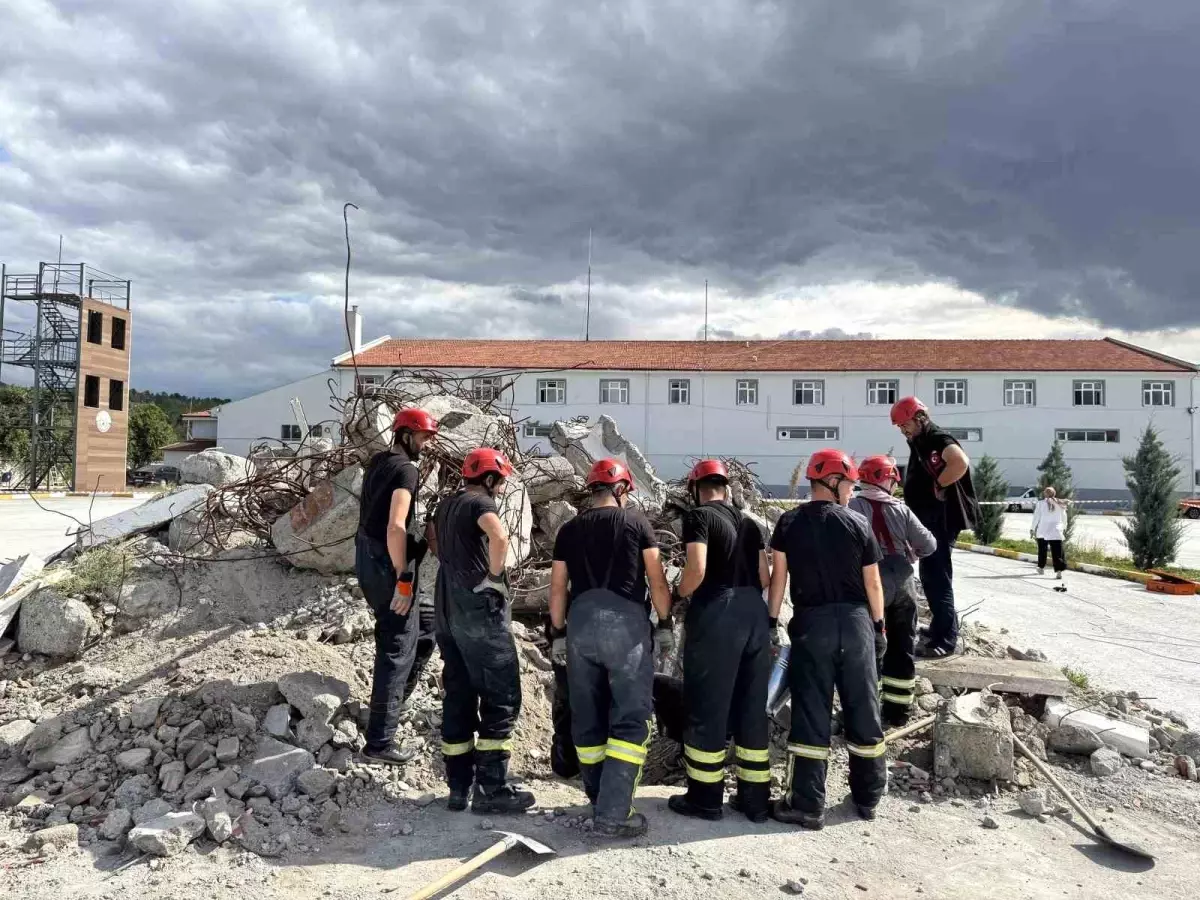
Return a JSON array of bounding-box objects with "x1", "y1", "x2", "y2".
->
[
  {"x1": 309, "y1": 424, "x2": 324, "y2": 437},
  {"x1": 944, "y1": 427, "x2": 982, "y2": 442},
  {"x1": 735, "y1": 379, "x2": 759, "y2": 406},
  {"x1": 83, "y1": 375, "x2": 100, "y2": 408},
  {"x1": 1004, "y1": 379, "x2": 1036, "y2": 406},
  {"x1": 1056, "y1": 429, "x2": 1119, "y2": 444},
  {"x1": 1142, "y1": 381, "x2": 1175, "y2": 407},
  {"x1": 866, "y1": 379, "x2": 898, "y2": 406},
  {"x1": 111, "y1": 317, "x2": 127, "y2": 351},
  {"x1": 776, "y1": 426, "x2": 839, "y2": 441},
  {"x1": 537, "y1": 379, "x2": 566, "y2": 404},
  {"x1": 281, "y1": 424, "x2": 302, "y2": 441},
  {"x1": 356, "y1": 374, "x2": 383, "y2": 396},
  {"x1": 1072, "y1": 380, "x2": 1105, "y2": 407},
  {"x1": 934, "y1": 379, "x2": 967, "y2": 406},
  {"x1": 86, "y1": 310, "x2": 103, "y2": 345},
  {"x1": 668, "y1": 379, "x2": 691, "y2": 405},
  {"x1": 108, "y1": 379, "x2": 124, "y2": 412},
  {"x1": 599, "y1": 378, "x2": 630, "y2": 404},
  {"x1": 792, "y1": 379, "x2": 825, "y2": 406},
  {"x1": 471, "y1": 376, "x2": 502, "y2": 403},
  {"x1": 523, "y1": 422, "x2": 553, "y2": 438}
]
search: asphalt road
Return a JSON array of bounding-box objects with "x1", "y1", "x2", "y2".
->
[
  {"x1": 0, "y1": 496, "x2": 149, "y2": 563},
  {"x1": 1001, "y1": 511, "x2": 1200, "y2": 569}
]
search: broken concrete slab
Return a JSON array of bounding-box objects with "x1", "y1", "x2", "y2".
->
[
  {"x1": 168, "y1": 505, "x2": 257, "y2": 558},
  {"x1": 1044, "y1": 699, "x2": 1150, "y2": 759},
  {"x1": 522, "y1": 455, "x2": 584, "y2": 506},
  {"x1": 421, "y1": 395, "x2": 513, "y2": 459},
  {"x1": 271, "y1": 464, "x2": 362, "y2": 574},
  {"x1": 934, "y1": 691, "x2": 1015, "y2": 781},
  {"x1": 180, "y1": 449, "x2": 254, "y2": 487},
  {"x1": 244, "y1": 736, "x2": 315, "y2": 800},
  {"x1": 1046, "y1": 723, "x2": 1104, "y2": 756},
  {"x1": 128, "y1": 811, "x2": 206, "y2": 857},
  {"x1": 341, "y1": 397, "x2": 394, "y2": 462},
  {"x1": 916, "y1": 655, "x2": 1069, "y2": 697},
  {"x1": 535, "y1": 499, "x2": 576, "y2": 544},
  {"x1": 76, "y1": 484, "x2": 213, "y2": 551},
  {"x1": 1090, "y1": 746, "x2": 1123, "y2": 777},
  {"x1": 16, "y1": 589, "x2": 99, "y2": 659},
  {"x1": 0, "y1": 720, "x2": 36, "y2": 755},
  {"x1": 495, "y1": 472, "x2": 534, "y2": 568},
  {"x1": 27, "y1": 727, "x2": 93, "y2": 772},
  {"x1": 550, "y1": 415, "x2": 667, "y2": 509},
  {"x1": 277, "y1": 671, "x2": 351, "y2": 724},
  {"x1": 0, "y1": 554, "x2": 44, "y2": 636},
  {"x1": 26, "y1": 823, "x2": 79, "y2": 851}
]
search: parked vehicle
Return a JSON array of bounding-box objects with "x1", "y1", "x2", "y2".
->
[
  {"x1": 1005, "y1": 487, "x2": 1038, "y2": 512},
  {"x1": 1180, "y1": 498, "x2": 1200, "y2": 520},
  {"x1": 128, "y1": 464, "x2": 181, "y2": 486}
]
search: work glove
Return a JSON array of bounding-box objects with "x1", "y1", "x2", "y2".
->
[
  {"x1": 551, "y1": 636, "x2": 568, "y2": 667},
  {"x1": 873, "y1": 619, "x2": 887, "y2": 677},
  {"x1": 768, "y1": 616, "x2": 781, "y2": 652},
  {"x1": 473, "y1": 569, "x2": 510, "y2": 601},
  {"x1": 390, "y1": 571, "x2": 415, "y2": 615},
  {"x1": 654, "y1": 615, "x2": 676, "y2": 660}
]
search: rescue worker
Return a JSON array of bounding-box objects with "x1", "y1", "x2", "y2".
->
[
  {"x1": 849, "y1": 455, "x2": 937, "y2": 727},
  {"x1": 767, "y1": 449, "x2": 887, "y2": 829},
  {"x1": 890, "y1": 397, "x2": 979, "y2": 658},
  {"x1": 355, "y1": 407, "x2": 439, "y2": 766},
  {"x1": 548, "y1": 458, "x2": 673, "y2": 838},
  {"x1": 667, "y1": 459, "x2": 772, "y2": 823},
  {"x1": 434, "y1": 447, "x2": 534, "y2": 814}
]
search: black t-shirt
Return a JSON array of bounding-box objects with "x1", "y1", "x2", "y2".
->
[
  {"x1": 434, "y1": 490, "x2": 498, "y2": 587},
  {"x1": 553, "y1": 506, "x2": 658, "y2": 607},
  {"x1": 769, "y1": 501, "x2": 882, "y2": 609},
  {"x1": 904, "y1": 424, "x2": 979, "y2": 535},
  {"x1": 682, "y1": 502, "x2": 763, "y2": 599},
  {"x1": 358, "y1": 450, "x2": 420, "y2": 542}
]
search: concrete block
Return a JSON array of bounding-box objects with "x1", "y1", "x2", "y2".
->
[
  {"x1": 77, "y1": 485, "x2": 212, "y2": 550},
  {"x1": 934, "y1": 691, "x2": 1014, "y2": 781},
  {"x1": 1044, "y1": 699, "x2": 1150, "y2": 758},
  {"x1": 916, "y1": 655, "x2": 1069, "y2": 696}
]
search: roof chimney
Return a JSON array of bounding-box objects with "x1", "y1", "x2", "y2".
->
[{"x1": 346, "y1": 305, "x2": 362, "y2": 355}]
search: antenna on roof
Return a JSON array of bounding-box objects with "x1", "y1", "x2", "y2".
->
[
  {"x1": 585, "y1": 229, "x2": 592, "y2": 342},
  {"x1": 704, "y1": 280, "x2": 708, "y2": 342}
]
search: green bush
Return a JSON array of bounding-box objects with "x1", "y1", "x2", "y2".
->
[
  {"x1": 972, "y1": 454, "x2": 1007, "y2": 545},
  {"x1": 57, "y1": 545, "x2": 133, "y2": 598},
  {"x1": 1119, "y1": 425, "x2": 1183, "y2": 571}
]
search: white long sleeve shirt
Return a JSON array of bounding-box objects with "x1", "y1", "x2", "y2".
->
[{"x1": 1032, "y1": 499, "x2": 1067, "y2": 541}]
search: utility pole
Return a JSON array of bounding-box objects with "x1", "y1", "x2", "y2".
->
[
  {"x1": 585, "y1": 229, "x2": 592, "y2": 342},
  {"x1": 704, "y1": 280, "x2": 708, "y2": 341}
]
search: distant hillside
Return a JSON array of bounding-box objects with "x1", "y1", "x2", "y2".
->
[{"x1": 130, "y1": 390, "x2": 230, "y2": 439}]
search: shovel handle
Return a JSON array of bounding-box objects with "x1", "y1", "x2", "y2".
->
[
  {"x1": 884, "y1": 715, "x2": 937, "y2": 743},
  {"x1": 1011, "y1": 734, "x2": 1102, "y2": 832},
  {"x1": 404, "y1": 836, "x2": 514, "y2": 900}
]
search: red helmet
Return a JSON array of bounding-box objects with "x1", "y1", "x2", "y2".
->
[
  {"x1": 805, "y1": 449, "x2": 859, "y2": 482},
  {"x1": 393, "y1": 407, "x2": 440, "y2": 434},
  {"x1": 586, "y1": 457, "x2": 633, "y2": 490},
  {"x1": 687, "y1": 459, "x2": 729, "y2": 485},
  {"x1": 462, "y1": 447, "x2": 513, "y2": 480},
  {"x1": 859, "y1": 455, "x2": 900, "y2": 487},
  {"x1": 890, "y1": 396, "x2": 927, "y2": 427}
]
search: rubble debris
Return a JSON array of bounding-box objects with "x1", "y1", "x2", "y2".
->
[
  {"x1": 536, "y1": 500, "x2": 577, "y2": 544},
  {"x1": 1172, "y1": 731, "x2": 1200, "y2": 764},
  {"x1": 99, "y1": 808, "x2": 134, "y2": 841},
  {"x1": 523, "y1": 455, "x2": 584, "y2": 506},
  {"x1": 277, "y1": 671, "x2": 351, "y2": 724},
  {"x1": 934, "y1": 691, "x2": 1015, "y2": 781},
  {"x1": 169, "y1": 505, "x2": 258, "y2": 558},
  {"x1": 244, "y1": 736, "x2": 316, "y2": 799},
  {"x1": 26, "y1": 823, "x2": 79, "y2": 851},
  {"x1": 1043, "y1": 699, "x2": 1150, "y2": 759},
  {"x1": 0, "y1": 719, "x2": 36, "y2": 754},
  {"x1": 550, "y1": 415, "x2": 667, "y2": 508},
  {"x1": 916, "y1": 655, "x2": 1069, "y2": 697},
  {"x1": 341, "y1": 397, "x2": 394, "y2": 462},
  {"x1": 1046, "y1": 724, "x2": 1104, "y2": 756},
  {"x1": 1090, "y1": 747, "x2": 1123, "y2": 777},
  {"x1": 76, "y1": 484, "x2": 213, "y2": 551},
  {"x1": 270, "y1": 464, "x2": 363, "y2": 574},
  {"x1": 180, "y1": 449, "x2": 255, "y2": 488},
  {"x1": 0, "y1": 554, "x2": 44, "y2": 634},
  {"x1": 128, "y1": 811, "x2": 206, "y2": 857},
  {"x1": 1016, "y1": 789, "x2": 1050, "y2": 816},
  {"x1": 201, "y1": 796, "x2": 237, "y2": 843},
  {"x1": 16, "y1": 589, "x2": 99, "y2": 659},
  {"x1": 28, "y1": 726, "x2": 93, "y2": 771}
]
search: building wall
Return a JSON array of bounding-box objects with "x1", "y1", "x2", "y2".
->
[
  {"x1": 212, "y1": 370, "x2": 342, "y2": 458},
  {"x1": 186, "y1": 418, "x2": 218, "y2": 441},
  {"x1": 73, "y1": 298, "x2": 131, "y2": 492},
  {"x1": 342, "y1": 366, "x2": 1199, "y2": 498}
]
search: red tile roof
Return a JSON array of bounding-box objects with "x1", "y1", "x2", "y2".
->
[
  {"x1": 337, "y1": 337, "x2": 1195, "y2": 373},
  {"x1": 182, "y1": 410, "x2": 212, "y2": 418}
]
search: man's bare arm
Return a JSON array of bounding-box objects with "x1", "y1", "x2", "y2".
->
[
  {"x1": 757, "y1": 549, "x2": 770, "y2": 592},
  {"x1": 677, "y1": 542, "x2": 707, "y2": 598},
  {"x1": 863, "y1": 563, "x2": 885, "y2": 622},
  {"x1": 938, "y1": 444, "x2": 970, "y2": 488},
  {"x1": 549, "y1": 560, "x2": 570, "y2": 630},
  {"x1": 477, "y1": 512, "x2": 509, "y2": 577},
  {"x1": 643, "y1": 547, "x2": 672, "y2": 621},
  {"x1": 386, "y1": 489, "x2": 412, "y2": 573},
  {"x1": 767, "y1": 550, "x2": 789, "y2": 619}
]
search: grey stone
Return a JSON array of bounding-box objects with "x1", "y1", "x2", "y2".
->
[
  {"x1": 263, "y1": 704, "x2": 292, "y2": 738},
  {"x1": 185, "y1": 742, "x2": 215, "y2": 770},
  {"x1": 295, "y1": 718, "x2": 334, "y2": 753},
  {"x1": 229, "y1": 705, "x2": 257, "y2": 736},
  {"x1": 26, "y1": 823, "x2": 79, "y2": 851},
  {"x1": 115, "y1": 774, "x2": 156, "y2": 810},
  {"x1": 277, "y1": 671, "x2": 350, "y2": 725},
  {"x1": 328, "y1": 748, "x2": 354, "y2": 773},
  {"x1": 17, "y1": 590, "x2": 98, "y2": 658},
  {"x1": 1090, "y1": 747, "x2": 1123, "y2": 777},
  {"x1": 177, "y1": 720, "x2": 206, "y2": 743},
  {"x1": 216, "y1": 736, "x2": 240, "y2": 763},
  {"x1": 158, "y1": 760, "x2": 186, "y2": 792},
  {"x1": 99, "y1": 808, "x2": 133, "y2": 841},
  {"x1": 133, "y1": 798, "x2": 173, "y2": 824},
  {"x1": 128, "y1": 811, "x2": 205, "y2": 857},
  {"x1": 244, "y1": 736, "x2": 316, "y2": 800},
  {"x1": 1047, "y1": 724, "x2": 1104, "y2": 756},
  {"x1": 1017, "y1": 789, "x2": 1049, "y2": 817},
  {"x1": 521, "y1": 455, "x2": 583, "y2": 506},
  {"x1": 200, "y1": 796, "x2": 236, "y2": 843},
  {"x1": 22, "y1": 716, "x2": 65, "y2": 754},
  {"x1": 0, "y1": 719, "x2": 35, "y2": 755},
  {"x1": 183, "y1": 767, "x2": 238, "y2": 802},
  {"x1": 981, "y1": 814, "x2": 1000, "y2": 830},
  {"x1": 535, "y1": 500, "x2": 577, "y2": 544},
  {"x1": 114, "y1": 576, "x2": 179, "y2": 622},
  {"x1": 271, "y1": 465, "x2": 363, "y2": 573},
  {"x1": 227, "y1": 778, "x2": 252, "y2": 800},
  {"x1": 116, "y1": 748, "x2": 152, "y2": 771},
  {"x1": 28, "y1": 727, "x2": 93, "y2": 772},
  {"x1": 784, "y1": 879, "x2": 808, "y2": 895},
  {"x1": 129, "y1": 697, "x2": 165, "y2": 730},
  {"x1": 180, "y1": 449, "x2": 254, "y2": 488},
  {"x1": 1172, "y1": 730, "x2": 1200, "y2": 763},
  {"x1": 296, "y1": 767, "x2": 337, "y2": 798},
  {"x1": 934, "y1": 692, "x2": 1014, "y2": 782}
]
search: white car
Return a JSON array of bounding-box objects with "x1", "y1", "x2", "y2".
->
[{"x1": 1004, "y1": 487, "x2": 1038, "y2": 512}]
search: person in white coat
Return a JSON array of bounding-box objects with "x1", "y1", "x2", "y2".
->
[{"x1": 1031, "y1": 487, "x2": 1068, "y2": 578}]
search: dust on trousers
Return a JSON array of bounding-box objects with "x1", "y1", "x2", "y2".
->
[
  {"x1": 785, "y1": 604, "x2": 887, "y2": 815},
  {"x1": 567, "y1": 590, "x2": 654, "y2": 824},
  {"x1": 877, "y1": 555, "x2": 919, "y2": 726},
  {"x1": 435, "y1": 579, "x2": 521, "y2": 793},
  {"x1": 680, "y1": 587, "x2": 772, "y2": 816}
]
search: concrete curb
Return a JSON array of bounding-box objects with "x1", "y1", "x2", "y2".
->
[{"x1": 954, "y1": 541, "x2": 1153, "y2": 586}]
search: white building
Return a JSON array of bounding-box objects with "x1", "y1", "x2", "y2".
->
[
  {"x1": 209, "y1": 315, "x2": 1200, "y2": 498},
  {"x1": 160, "y1": 410, "x2": 219, "y2": 468}
]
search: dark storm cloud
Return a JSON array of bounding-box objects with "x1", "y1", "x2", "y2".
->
[{"x1": 1, "y1": 0, "x2": 1197, "y2": 394}]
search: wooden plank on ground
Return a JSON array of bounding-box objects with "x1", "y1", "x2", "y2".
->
[{"x1": 916, "y1": 655, "x2": 1070, "y2": 696}]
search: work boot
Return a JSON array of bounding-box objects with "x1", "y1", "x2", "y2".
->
[
  {"x1": 360, "y1": 743, "x2": 416, "y2": 767},
  {"x1": 727, "y1": 794, "x2": 769, "y2": 824},
  {"x1": 447, "y1": 786, "x2": 471, "y2": 811},
  {"x1": 771, "y1": 797, "x2": 825, "y2": 830},
  {"x1": 883, "y1": 708, "x2": 911, "y2": 729},
  {"x1": 1037, "y1": 567, "x2": 1045, "y2": 576},
  {"x1": 856, "y1": 804, "x2": 878, "y2": 821},
  {"x1": 668, "y1": 793, "x2": 723, "y2": 821},
  {"x1": 593, "y1": 812, "x2": 648, "y2": 838},
  {"x1": 470, "y1": 783, "x2": 535, "y2": 815}
]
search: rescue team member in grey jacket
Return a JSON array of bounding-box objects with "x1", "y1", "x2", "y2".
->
[{"x1": 849, "y1": 456, "x2": 936, "y2": 726}]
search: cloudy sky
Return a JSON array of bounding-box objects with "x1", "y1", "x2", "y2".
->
[{"x1": 2, "y1": 0, "x2": 1199, "y2": 398}]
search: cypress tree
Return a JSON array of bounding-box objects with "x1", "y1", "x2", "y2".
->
[
  {"x1": 1037, "y1": 440, "x2": 1080, "y2": 544},
  {"x1": 1119, "y1": 425, "x2": 1183, "y2": 570},
  {"x1": 972, "y1": 455, "x2": 1007, "y2": 545}
]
